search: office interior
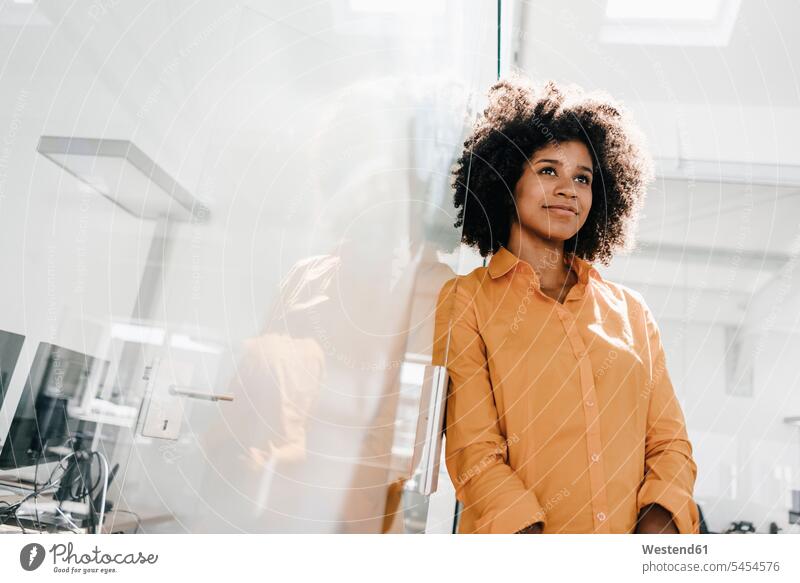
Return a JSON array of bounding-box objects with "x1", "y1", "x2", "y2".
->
[{"x1": 0, "y1": 0, "x2": 799, "y2": 534}]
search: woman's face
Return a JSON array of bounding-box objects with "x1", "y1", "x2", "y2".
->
[{"x1": 512, "y1": 140, "x2": 593, "y2": 243}]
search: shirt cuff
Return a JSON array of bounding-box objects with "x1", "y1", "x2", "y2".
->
[
  {"x1": 474, "y1": 490, "x2": 547, "y2": 534},
  {"x1": 637, "y1": 479, "x2": 699, "y2": 534}
]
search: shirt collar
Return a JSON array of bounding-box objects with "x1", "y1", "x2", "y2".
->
[
  {"x1": 487, "y1": 246, "x2": 521, "y2": 279},
  {"x1": 488, "y1": 245, "x2": 601, "y2": 283}
]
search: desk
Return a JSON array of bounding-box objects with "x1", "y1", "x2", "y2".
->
[
  {"x1": 1, "y1": 509, "x2": 141, "y2": 534},
  {"x1": 1, "y1": 487, "x2": 170, "y2": 534}
]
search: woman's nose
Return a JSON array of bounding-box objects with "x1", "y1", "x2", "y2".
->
[{"x1": 554, "y1": 179, "x2": 578, "y2": 198}]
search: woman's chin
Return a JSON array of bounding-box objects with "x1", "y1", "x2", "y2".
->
[
  {"x1": 521, "y1": 223, "x2": 579, "y2": 243},
  {"x1": 537, "y1": 229, "x2": 578, "y2": 242}
]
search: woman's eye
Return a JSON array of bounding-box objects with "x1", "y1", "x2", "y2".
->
[
  {"x1": 539, "y1": 167, "x2": 556, "y2": 176},
  {"x1": 575, "y1": 175, "x2": 590, "y2": 185}
]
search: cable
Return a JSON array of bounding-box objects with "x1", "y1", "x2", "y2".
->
[
  {"x1": 32, "y1": 449, "x2": 42, "y2": 529},
  {"x1": 54, "y1": 506, "x2": 81, "y2": 533},
  {"x1": 88, "y1": 452, "x2": 103, "y2": 493},
  {"x1": 2, "y1": 439, "x2": 113, "y2": 534},
  {"x1": 1, "y1": 446, "x2": 78, "y2": 532},
  {"x1": 83, "y1": 451, "x2": 99, "y2": 532},
  {"x1": 94, "y1": 451, "x2": 109, "y2": 534},
  {"x1": 0, "y1": 500, "x2": 23, "y2": 532}
]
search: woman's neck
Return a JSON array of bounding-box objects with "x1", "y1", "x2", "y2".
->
[{"x1": 506, "y1": 223, "x2": 572, "y2": 292}]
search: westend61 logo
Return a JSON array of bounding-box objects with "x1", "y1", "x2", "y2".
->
[{"x1": 19, "y1": 542, "x2": 158, "y2": 575}]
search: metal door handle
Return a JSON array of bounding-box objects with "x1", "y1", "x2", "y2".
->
[{"x1": 168, "y1": 385, "x2": 234, "y2": 402}]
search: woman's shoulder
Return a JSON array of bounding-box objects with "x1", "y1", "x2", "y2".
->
[
  {"x1": 592, "y1": 275, "x2": 653, "y2": 319},
  {"x1": 436, "y1": 264, "x2": 491, "y2": 300}
]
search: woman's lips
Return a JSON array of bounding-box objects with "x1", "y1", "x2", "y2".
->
[{"x1": 544, "y1": 206, "x2": 577, "y2": 217}]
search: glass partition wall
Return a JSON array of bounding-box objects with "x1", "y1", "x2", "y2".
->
[{"x1": 0, "y1": 1, "x2": 498, "y2": 532}]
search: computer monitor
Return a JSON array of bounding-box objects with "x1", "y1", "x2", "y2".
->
[
  {"x1": 0, "y1": 342, "x2": 101, "y2": 473},
  {"x1": 0, "y1": 329, "x2": 25, "y2": 410}
]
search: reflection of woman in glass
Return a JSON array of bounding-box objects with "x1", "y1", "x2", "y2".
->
[{"x1": 433, "y1": 77, "x2": 698, "y2": 534}]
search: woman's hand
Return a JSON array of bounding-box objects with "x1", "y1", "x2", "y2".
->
[
  {"x1": 635, "y1": 504, "x2": 679, "y2": 534},
  {"x1": 515, "y1": 522, "x2": 544, "y2": 534}
]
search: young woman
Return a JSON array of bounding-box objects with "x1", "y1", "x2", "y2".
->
[{"x1": 433, "y1": 77, "x2": 699, "y2": 534}]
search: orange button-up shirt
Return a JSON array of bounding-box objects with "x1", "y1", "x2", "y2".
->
[{"x1": 432, "y1": 246, "x2": 699, "y2": 534}]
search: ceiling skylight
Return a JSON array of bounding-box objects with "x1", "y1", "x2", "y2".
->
[
  {"x1": 601, "y1": 0, "x2": 741, "y2": 46},
  {"x1": 605, "y1": 0, "x2": 723, "y2": 21}
]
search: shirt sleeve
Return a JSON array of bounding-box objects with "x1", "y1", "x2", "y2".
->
[
  {"x1": 433, "y1": 277, "x2": 546, "y2": 534},
  {"x1": 636, "y1": 297, "x2": 700, "y2": 534}
]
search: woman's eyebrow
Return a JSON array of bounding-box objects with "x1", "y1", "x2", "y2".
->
[{"x1": 533, "y1": 158, "x2": 594, "y2": 174}]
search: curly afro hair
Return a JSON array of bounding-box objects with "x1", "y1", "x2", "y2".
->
[{"x1": 451, "y1": 76, "x2": 653, "y2": 265}]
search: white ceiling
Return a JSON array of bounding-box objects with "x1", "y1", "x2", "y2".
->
[{"x1": 516, "y1": 0, "x2": 800, "y2": 108}]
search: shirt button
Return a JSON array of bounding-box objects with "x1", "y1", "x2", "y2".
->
[
  {"x1": 597, "y1": 512, "x2": 606, "y2": 521},
  {"x1": 591, "y1": 453, "x2": 600, "y2": 463}
]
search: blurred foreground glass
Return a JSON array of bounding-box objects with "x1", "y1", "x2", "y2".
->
[{"x1": 0, "y1": 0, "x2": 497, "y2": 533}]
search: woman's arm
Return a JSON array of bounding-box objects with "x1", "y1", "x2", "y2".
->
[
  {"x1": 635, "y1": 297, "x2": 700, "y2": 534},
  {"x1": 636, "y1": 503, "x2": 678, "y2": 534},
  {"x1": 516, "y1": 522, "x2": 544, "y2": 534},
  {"x1": 433, "y1": 278, "x2": 546, "y2": 534}
]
